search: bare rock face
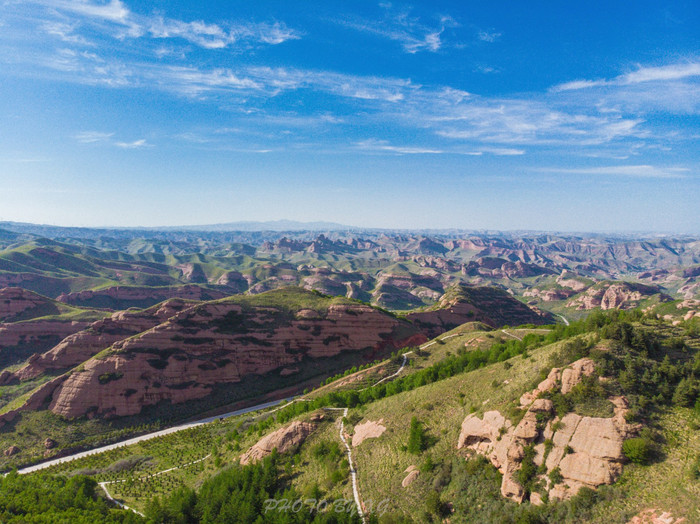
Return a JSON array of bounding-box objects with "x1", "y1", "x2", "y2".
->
[
  {"x1": 523, "y1": 288, "x2": 577, "y2": 302},
  {"x1": 561, "y1": 358, "x2": 596, "y2": 394},
  {"x1": 43, "y1": 292, "x2": 425, "y2": 419},
  {"x1": 56, "y1": 285, "x2": 228, "y2": 309},
  {"x1": 240, "y1": 421, "x2": 316, "y2": 465},
  {"x1": 519, "y1": 368, "x2": 561, "y2": 406},
  {"x1": 407, "y1": 285, "x2": 552, "y2": 339},
  {"x1": 0, "y1": 287, "x2": 53, "y2": 321},
  {"x1": 351, "y1": 419, "x2": 387, "y2": 447},
  {"x1": 458, "y1": 359, "x2": 638, "y2": 503},
  {"x1": 12, "y1": 299, "x2": 191, "y2": 382},
  {"x1": 556, "y1": 273, "x2": 591, "y2": 292},
  {"x1": 215, "y1": 271, "x2": 248, "y2": 293},
  {"x1": 568, "y1": 282, "x2": 665, "y2": 311},
  {"x1": 0, "y1": 320, "x2": 91, "y2": 362}
]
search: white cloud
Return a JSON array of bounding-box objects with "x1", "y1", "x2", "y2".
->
[
  {"x1": 145, "y1": 18, "x2": 300, "y2": 49},
  {"x1": 74, "y1": 131, "x2": 114, "y2": 143},
  {"x1": 537, "y1": 165, "x2": 690, "y2": 179},
  {"x1": 552, "y1": 61, "x2": 700, "y2": 92},
  {"x1": 28, "y1": 0, "x2": 300, "y2": 50},
  {"x1": 335, "y1": 6, "x2": 451, "y2": 54},
  {"x1": 115, "y1": 138, "x2": 149, "y2": 149},
  {"x1": 355, "y1": 139, "x2": 444, "y2": 154},
  {"x1": 47, "y1": 0, "x2": 130, "y2": 23},
  {"x1": 621, "y1": 62, "x2": 700, "y2": 84},
  {"x1": 74, "y1": 131, "x2": 149, "y2": 149},
  {"x1": 481, "y1": 148, "x2": 525, "y2": 156},
  {"x1": 477, "y1": 30, "x2": 501, "y2": 43}
]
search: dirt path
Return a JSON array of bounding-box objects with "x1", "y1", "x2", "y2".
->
[
  {"x1": 325, "y1": 407, "x2": 365, "y2": 523},
  {"x1": 501, "y1": 329, "x2": 523, "y2": 341}
]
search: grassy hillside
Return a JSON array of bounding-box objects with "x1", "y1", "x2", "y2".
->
[{"x1": 16, "y1": 311, "x2": 696, "y2": 522}]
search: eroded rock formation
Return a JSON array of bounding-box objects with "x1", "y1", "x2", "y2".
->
[
  {"x1": 39, "y1": 292, "x2": 425, "y2": 419},
  {"x1": 457, "y1": 358, "x2": 638, "y2": 503},
  {"x1": 240, "y1": 421, "x2": 317, "y2": 465},
  {"x1": 567, "y1": 282, "x2": 666, "y2": 311}
]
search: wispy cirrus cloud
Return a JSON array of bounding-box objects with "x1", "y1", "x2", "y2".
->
[
  {"x1": 477, "y1": 30, "x2": 501, "y2": 43},
  {"x1": 335, "y1": 5, "x2": 458, "y2": 54},
  {"x1": 355, "y1": 139, "x2": 445, "y2": 154},
  {"x1": 115, "y1": 138, "x2": 149, "y2": 149},
  {"x1": 24, "y1": 0, "x2": 300, "y2": 50},
  {"x1": 74, "y1": 131, "x2": 114, "y2": 143},
  {"x1": 354, "y1": 139, "x2": 524, "y2": 156},
  {"x1": 2, "y1": 2, "x2": 697, "y2": 157},
  {"x1": 536, "y1": 165, "x2": 691, "y2": 179},
  {"x1": 552, "y1": 62, "x2": 700, "y2": 91},
  {"x1": 74, "y1": 131, "x2": 149, "y2": 149}
]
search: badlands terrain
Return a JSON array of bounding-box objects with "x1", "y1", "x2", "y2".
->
[{"x1": 0, "y1": 223, "x2": 698, "y2": 522}]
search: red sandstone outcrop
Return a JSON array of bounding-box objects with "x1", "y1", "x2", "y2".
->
[
  {"x1": 12, "y1": 299, "x2": 192, "y2": 381},
  {"x1": 523, "y1": 288, "x2": 577, "y2": 302},
  {"x1": 40, "y1": 292, "x2": 425, "y2": 419},
  {"x1": 407, "y1": 285, "x2": 552, "y2": 338},
  {"x1": 176, "y1": 264, "x2": 208, "y2": 283},
  {"x1": 0, "y1": 287, "x2": 54, "y2": 321},
  {"x1": 458, "y1": 358, "x2": 638, "y2": 503},
  {"x1": 0, "y1": 320, "x2": 91, "y2": 353},
  {"x1": 215, "y1": 271, "x2": 248, "y2": 293},
  {"x1": 4, "y1": 446, "x2": 20, "y2": 456},
  {"x1": 240, "y1": 421, "x2": 317, "y2": 465},
  {"x1": 56, "y1": 285, "x2": 228, "y2": 309},
  {"x1": 567, "y1": 282, "x2": 665, "y2": 311},
  {"x1": 556, "y1": 273, "x2": 591, "y2": 292}
]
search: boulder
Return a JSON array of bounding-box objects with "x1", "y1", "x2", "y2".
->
[
  {"x1": 240, "y1": 421, "x2": 317, "y2": 465},
  {"x1": 352, "y1": 419, "x2": 387, "y2": 447},
  {"x1": 402, "y1": 469, "x2": 419, "y2": 487},
  {"x1": 4, "y1": 445, "x2": 20, "y2": 456}
]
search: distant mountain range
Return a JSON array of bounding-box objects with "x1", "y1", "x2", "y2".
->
[{"x1": 162, "y1": 220, "x2": 356, "y2": 232}]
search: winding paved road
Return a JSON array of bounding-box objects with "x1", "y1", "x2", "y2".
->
[{"x1": 16, "y1": 397, "x2": 295, "y2": 475}]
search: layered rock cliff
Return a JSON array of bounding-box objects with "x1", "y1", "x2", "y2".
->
[
  {"x1": 0, "y1": 287, "x2": 55, "y2": 322},
  {"x1": 407, "y1": 285, "x2": 553, "y2": 339},
  {"x1": 11, "y1": 299, "x2": 193, "y2": 382},
  {"x1": 457, "y1": 358, "x2": 638, "y2": 503},
  {"x1": 56, "y1": 284, "x2": 229, "y2": 310},
  {"x1": 19, "y1": 289, "x2": 425, "y2": 419},
  {"x1": 567, "y1": 282, "x2": 667, "y2": 310}
]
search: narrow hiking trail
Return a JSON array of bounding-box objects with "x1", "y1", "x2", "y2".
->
[{"x1": 325, "y1": 407, "x2": 366, "y2": 523}]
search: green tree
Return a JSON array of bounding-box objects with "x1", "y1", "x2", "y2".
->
[{"x1": 407, "y1": 417, "x2": 426, "y2": 454}]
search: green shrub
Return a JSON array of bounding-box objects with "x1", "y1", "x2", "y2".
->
[{"x1": 622, "y1": 437, "x2": 655, "y2": 465}]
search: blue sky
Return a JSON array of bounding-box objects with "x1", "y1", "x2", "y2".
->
[{"x1": 0, "y1": 1, "x2": 698, "y2": 232}]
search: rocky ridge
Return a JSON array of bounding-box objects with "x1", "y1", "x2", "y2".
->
[
  {"x1": 4, "y1": 291, "x2": 425, "y2": 421},
  {"x1": 567, "y1": 282, "x2": 667, "y2": 310},
  {"x1": 457, "y1": 358, "x2": 638, "y2": 503}
]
